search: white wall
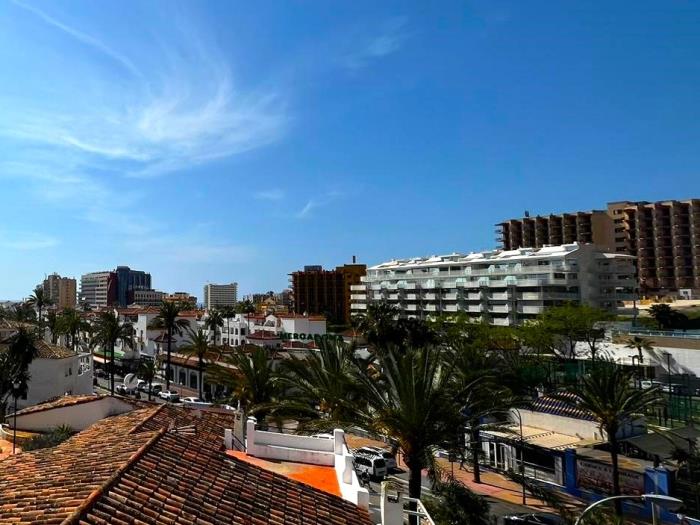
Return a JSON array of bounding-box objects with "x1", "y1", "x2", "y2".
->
[
  {"x1": 19, "y1": 354, "x2": 93, "y2": 410},
  {"x1": 12, "y1": 396, "x2": 134, "y2": 432}
]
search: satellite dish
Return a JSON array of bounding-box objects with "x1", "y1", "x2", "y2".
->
[{"x1": 123, "y1": 373, "x2": 138, "y2": 388}]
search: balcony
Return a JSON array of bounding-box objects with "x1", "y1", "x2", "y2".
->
[
  {"x1": 350, "y1": 294, "x2": 366, "y2": 301},
  {"x1": 406, "y1": 305, "x2": 418, "y2": 311},
  {"x1": 490, "y1": 292, "x2": 511, "y2": 300},
  {"x1": 350, "y1": 284, "x2": 366, "y2": 292},
  {"x1": 466, "y1": 305, "x2": 484, "y2": 313},
  {"x1": 466, "y1": 292, "x2": 482, "y2": 300},
  {"x1": 443, "y1": 304, "x2": 459, "y2": 312},
  {"x1": 489, "y1": 305, "x2": 510, "y2": 314},
  {"x1": 424, "y1": 293, "x2": 437, "y2": 300},
  {"x1": 519, "y1": 305, "x2": 545, "y2": 315},
  {"x1": 443, "y1": 293, "x2": 459, "y2": 301},
  {"x1": 425, "y1": 304, "x2": 438, "y2": 312},
  {"x1": 351, "y1": 303, "x2": 367, "y2": 310},
  {"x1": 388, "y1": 294, "x2": 400, "y2": 301}
]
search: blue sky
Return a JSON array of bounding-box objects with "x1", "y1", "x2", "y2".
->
[{"x1": 1, "y1": 1, "x2": 699, "y2": 300}]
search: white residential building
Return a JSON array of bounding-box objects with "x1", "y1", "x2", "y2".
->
[
  {"x1": 351, "y1": 243, "x2": 637, "y2": 326},
  {"x1": 79, "y1": 271, "x2": 114, "y2": 307},
  {"x1": 15, "y1": 341, "x2": 93, "y2": 411},
  {"x1": 203, "y1": 283, "x2": 238, "y2": 309}
]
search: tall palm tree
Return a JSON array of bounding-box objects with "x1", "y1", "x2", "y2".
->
[
  {"x1": 348, "y1": 345, "x2": 460, "y2": 512},
  {"x1": 625, "y1": 336, "x2": 653, "y2": 364},
  {"x1": 45, "y1": 311, "x2": 59, "y2": 344},
  {"x1": 148, "y1": 301, "x2": 189, "y2": 391},
  {"x1": 353, "y1": 301, "x2": 403, "y2": 349},
  {"x1": 180, "y1": 327, "x2": 211, "y2": 400},
  {"x1": 0, "y1": 326, "x2": 38, "y2": 418},
  {"x1": 93, "y1": 311, "x2": 134, "y2": 395},
  {"x1": 278, "y1": 338, "x2": 361, "y2": 422},
  {"x1": 57, "y1": 308, "x2": 91, "y2": 351},
  {"x1": 138, "y1": 360, "x2": 158, "y2": 401},
  {"x1": 205, "y1": 308, "x2": 224, "y2": 346},
  {"x1": 27, "y1": 287, "x2": 51, "y2": 326},
  {"x1": 208, "y1": 346, "x2": 279, "y2": 420},
  {"x1": 557, "y1": 362, "x2": 662, "y2": 517}
]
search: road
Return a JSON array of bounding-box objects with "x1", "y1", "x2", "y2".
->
[
  {"x1": 93, "y1": 374, "x2": 199, "y2": 402},
  {"x1": 365, "y1": 468, "x2": 559, "y2": 524}
]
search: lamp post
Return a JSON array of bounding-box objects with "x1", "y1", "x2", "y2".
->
[
  {"x1": 630, "y1": 355, "x2": 640, "y2": 389},
  {"x1": 12, "y1": 380, "x2": 20, "y2": 454},
  {"x1": 574, "y1": 494, "x2": 682, "y2": 525},
  {"x1": 510, "y1": 408, "x2": 526, "y2": 505}
]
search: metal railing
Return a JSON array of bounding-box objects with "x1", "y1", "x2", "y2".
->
[
  {"x1": 613, "y1": 328, "x2": 700, "y2": 340},
  {"x1": 403, "y1": 497, "x2": 435, "y2": 525}
]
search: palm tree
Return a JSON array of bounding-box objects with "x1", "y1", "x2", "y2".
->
[
  {"x1": 625, "y1": 336, "x2": 653, "y2": 364},
  {"x1": 352, "y1": 301, "x2": 404, "y2": 350},
  {"x1": 557, "y1": 362, "x2": 662, "y2": 517},
  {"x1": 45, "y1": 311, "x2": 59, "y2": 344},
  {"x1": 180, "y1": 327, "x2": 211, "y2": 400},
  {"x1": 278, "y1": 338, "x2": 361, "y2": 422},
  {"x1": 208, "y1": 346, "x2": 279, "y2": 420},
  {"x1": 148, "y1": 301, "x2": 189, "y2": 391},
  {"x1": 205, "y1": 308, "x2": 224, "y2": 345},
  {"x1": 0, "y1": 326, "x2": 38, "y2": 418},
  {"x1": 138, "y1": 360, "x2": 158, "y2": 401},
  {"x1": 93, "y1": 311, "x2": 134, "y2": 395},
  {"x1": 348, "y1": 345, "x2": 460, "y2": 511},
  {"x1": 235, "y1": 300, "x2": 256, "y2": 314},
  {"x1": 4, "y1": 303, "x2": 37, "y2": 323},
  {"x1": 27, "y1": 287, "x2": 51, "y2": 326},
  {"x1": 57, "y1": 308, "x2": 91, "y2": 351}
]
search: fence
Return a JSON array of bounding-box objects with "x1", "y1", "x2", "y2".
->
[{"x1": 645, "y1": 394, "x2": 700, "y2": 427}]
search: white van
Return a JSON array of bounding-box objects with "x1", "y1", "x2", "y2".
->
[
  {"x1": 353, "y1": 454, "x2": 387, "y2": 480},
  {"x1": 356, "y1": 446, "x2": 397, "y2": 470}
]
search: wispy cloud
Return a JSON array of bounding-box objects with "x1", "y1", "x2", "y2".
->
[
  {"x1": 343, "y1": 17, "x2": 409, "y2": 70},
  {"x1": 11, "y1": 0, "x2": 142, "y2": 78},
  {"x1": 2, "y1": 3, "x2": 287, "y2": 181},
  {"x1": 254, "y1": 188, "x2": 285, "y2": 201},
  {"x1": 0, "y1": 231, "x2": 59, "y2": 250},
  {"x1": 295, "y1": 191, "x2": 343, "y2": 219}
]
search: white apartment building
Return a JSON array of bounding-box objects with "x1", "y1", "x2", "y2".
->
[
  {"x1": 351, "y1": 243, "x2": 637, "y2": 326},
  {"x1": 203, "y1": 282, "x2": 238, "y2": 309},
  {"x1": 79, "y1": 271, "x2": 114, "y2": 307}
]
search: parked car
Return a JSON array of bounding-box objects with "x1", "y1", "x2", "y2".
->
[
  {"x1": 116, "y1": 383, "x2": 138, "y2": 395},
  {"x1": 182, "y1": 397, "x2": 212, "y2": 408},
  {"x1": 95, "y1": 368, "x2": 108, "y2": 378},
  {"x1": 149, "y1": 383, "x2": 163, "y2": 395},
  {"x1": 355, "y1": 446, "x2": 397, "y2": 470},
  {"x1": 352, "y1": 454, "x2": 387, "y2": 480},
  {"x1": 159, "y1": 390, "x2": 180, "y2": 402},
  {"x1": 503, "y1": 513, "x2": 565, "y2": 525},
  {"x1": 136, "y1": 380, "x2": 148, "y2": 391}
]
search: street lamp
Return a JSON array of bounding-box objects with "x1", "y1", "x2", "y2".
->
[
  {"x1": 510, "y1": 408, "x2": 526, "y2": 505},
  {"x1": 574, "y1": 494, "x2": 682, "y2": 525},
  {"x1": 12, "y1": 380, "x2": 20, "y2": 454}
]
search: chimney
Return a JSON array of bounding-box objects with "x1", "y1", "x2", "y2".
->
[{"x1": 352, "y1": 255, "x2": 356, "y2": 264}]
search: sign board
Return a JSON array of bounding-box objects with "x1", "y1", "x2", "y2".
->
[
  {"x1": 279, "y1": 332, "x2": 343, "y2": 343},
  {"x1": 576, "y1": 459, "x2": 644, "y2": 495}
]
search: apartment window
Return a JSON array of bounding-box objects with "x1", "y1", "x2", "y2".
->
[
  {"x1": 241, "y1": 328, "x2": 246, "y2": 335},
  {"x1": 553, "y1": 273, "x2": 565, "y2": 279}
]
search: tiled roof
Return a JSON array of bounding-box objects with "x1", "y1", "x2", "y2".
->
[
  {"x1": 8, "y1": 394, "x2": 104, "y2": 417},
  {"x1": 33, "y1": 340, "x2": 77, "y2": 359},
  {"x1": 0, "y1": 404, "x2": 371, "y2": 525},
  {"x1": 530, "y1": 392, "x2": 596, "y2": 421},
  {"x1": 0, "y1": 408, "x2": 160, "y2": 523}
]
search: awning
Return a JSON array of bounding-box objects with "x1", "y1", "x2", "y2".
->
[
  {"x1": 622, "y1": 426, "x2": 700, "y2": 459},
  {"x1": 484, "y1": 424, "x2": 601, "y2": 450}
]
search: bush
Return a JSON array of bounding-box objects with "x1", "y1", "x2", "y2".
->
[{"x1": 22, "y1": 425, "x2": 73, "y2": 451}]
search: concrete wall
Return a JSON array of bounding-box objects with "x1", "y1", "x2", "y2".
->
[
  {"x1": 519, "y1": 409, "x2": 603, "y2": 441},
  {"x1": 19, "y1": 354, "x2": 93, "y2": 411},
  {"x1": 243, "y1": 418, "x2": 368, "y2": 509},
  {"x1": 12, "y1": 396, "x2": 134, "y2": 432}
]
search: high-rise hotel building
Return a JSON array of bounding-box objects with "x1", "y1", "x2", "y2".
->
[
  {"x1": 497, "y1": 199, "x2": 700, "y2": 293},
  {"x1": 42, "y1": 273, "x2": 77, "y2": 309},
  {"x1": 350, "y1": 244, "x2": 636, "y2": 326}
]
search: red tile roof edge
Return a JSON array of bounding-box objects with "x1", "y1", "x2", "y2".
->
[{"x1": 61, "y1": 426, "x2": 167, "y2": 525}]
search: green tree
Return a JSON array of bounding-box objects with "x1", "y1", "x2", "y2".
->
[
  {"x1": 93, "y1": 311, "x2": 134, "y2": 395},
  {"x1": 208, "y1": 346, "x2": 279, "y2": 420},
  {"x1": 138, "y1": 360, "x2": 158, "y2": 401},
  {"x1": 424, "y1": 479, "x2": 490, "y2": 525},
  {"x1": 148, "y1": 301, "x2": 189, "y2": 391},
  {"x1": 22, "y1": 425, "x2": 73, "y2": 450},
  {"x1": 3, "y1": 303, "x2": 37, "y2": 323},
  {"x1": 45, "y1": 310, "x2": 59, "y2": 344},
  {"x1": 235, "y1": 300, "x2": 256, "y2": 314},
  {"x1": 205, "y1": 308, "x2": 224, "y2": 345},
  {"x1": 278, "y1": 338, "x2": 361, "y2": 422},
  {"x1": 649, "y1": 303, "x2": 688, "y2": 330},
  {"x1": 624, "y1": 336, "x2": 653, "y2": 364},
  {"x1": 540, "y1": 304, "x2": 611, "y2": 360},
  {"x1": 27, "y1": 287, "x2": 51, "y2": 326},
  {"x1": 57, "y1": 308, "x2": 91, "y2": 351},
  {"x1": 352, "y1": 301, "x2": 403, "y2": 349},
  {"x1": 557, "y1": 362, "x2": 662, "y2": 517},
  {"x1": 0, "y1": 326, "x2": 38, "y2": 418},
  {"x1": 180, "y1": 326, "x2": 211, "y2": 400},
  {"x1": 348, "y1": 345, "x2": 460, "y2": 513}
]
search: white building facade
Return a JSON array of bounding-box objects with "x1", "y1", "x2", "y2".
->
[
  {"x1": 351, "y1": 243, "x2": 637, "y2": 326},
  {"x1": 203, "y1": 283, "x2": 238, "y2": 309}
]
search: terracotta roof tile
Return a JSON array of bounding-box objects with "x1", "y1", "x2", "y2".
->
[
  {"x1": 8, "y1": 394, "x2": 105, "y2": 418},
  {"x1": 0, "y1": 404, "x2": 371, "y2": 525}
]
